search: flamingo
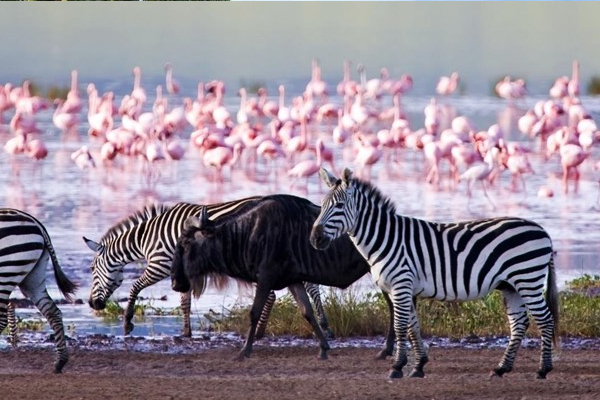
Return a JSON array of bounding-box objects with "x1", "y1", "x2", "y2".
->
[
  {"x1": 131, "y1": 66, "x2": 147, "y2": 104},
  {"x1": 202, "y1": 143, "x2": 243, "y2": 182},
  {"x1": 164, "y1": 62, "x2": 180, "y2": 95},
  {"x1": 436, "y1": 72, "x2": 460, "y2": 96},
  {"x1": 288, "y1": 138, "x2": 324, "y2": 187},
  {"x1": 71, "y1": 146, "x2": 96, "y2": 170},
  {"x1": 26, "y1": 138, "x2": 48, "y2": 160},
  {"x1": 560, "y1": 143, "x2": 588, "y2": 194},
  {"x1": 459, "y1": 147, "x2": 498, "y2": 208},
  {"x1": 61, "y1": 70, "x2": 82, "y2": 114},
  {"x1": 568, "y1": 59, "x2": 580, "y2": 98},
  {"x1": 305, "y1": 58, "x2": 328, "y2": 99},
  {"x1": 355, "y1": 135, "x2": 383, "y2": 180}
]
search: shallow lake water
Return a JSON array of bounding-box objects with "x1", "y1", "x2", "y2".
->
[{"x1": 1, "y1": 75, "x2": 599, "y2": 341}]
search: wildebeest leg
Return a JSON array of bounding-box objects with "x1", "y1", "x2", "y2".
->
[
  {"x1": 288, "y1": 283, "x2": 331, "y2": 360},
  {"x1": 375, "y1": 291, "x2": 395, "y2": 360},
  {"x1": 180, "y1": 291, "x2": 192, "y2": 337},
  {"x1": 237, "y1": 284, "x2": 274, "y2": 361},
  {"x1": 254, "y1": 291, "x2": 276, "y2": 340}
]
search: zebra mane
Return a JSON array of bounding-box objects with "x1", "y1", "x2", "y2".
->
[
  {"x1": 352, "y1": 177, "x2": 397, "y2": 214},
  {"x1": 101, "y1": 203, "x2": 172, "y2": 243}
]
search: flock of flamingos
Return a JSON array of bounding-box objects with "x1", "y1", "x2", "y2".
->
[{"x1": 0, "y1": 59, "x2": 599, "y2": 204}]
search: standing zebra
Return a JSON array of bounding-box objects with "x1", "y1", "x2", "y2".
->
[
  {"x1": 0, "y1": 208, "x2": 78, "y2": 373},
  {"x1": 310, "y1": 168, "x2": 559, "y2": 380},
  {"x1": 84, "y1": 198, "x2": 331, "y2": 338}
]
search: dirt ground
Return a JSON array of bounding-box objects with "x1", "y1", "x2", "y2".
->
[{"x1": 1, "y1": 338, "x2": 600, "y2": 400}]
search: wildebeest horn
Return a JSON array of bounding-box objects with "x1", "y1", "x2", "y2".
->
[{"x1": 183, "y1": 215, "x2": 201, "y2": 230}]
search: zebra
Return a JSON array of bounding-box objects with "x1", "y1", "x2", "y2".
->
[
  {"x1": 310, "y1": 168, "x2": 559, "y2": 380},
  {"x1": 84, "y1": 198, "x2": 331, "y2": 338},
  {"x1": 0, "y1": 208, "x2": 78, "y2": 373}
]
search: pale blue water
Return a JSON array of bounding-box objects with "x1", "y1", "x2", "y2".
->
[{"x1": 1, "y1": 72, "x2": 599, "y2": 341}]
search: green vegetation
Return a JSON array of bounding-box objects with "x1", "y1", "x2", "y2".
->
[
  {"x1": 586, "y1": 76, "x2": 600, "y2": 96},
  {"x1": 91, "y1": 299, "x2": 182, "y2": 320},
  {"x1": 211, "y1": 278, "x2": 600, "y2": 339}
]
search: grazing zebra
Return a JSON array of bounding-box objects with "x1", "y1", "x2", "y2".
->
[
  {"x1": 310, "y1": 168, "x2": 559, "y2": 380},
  {"x1": 84, "y1": 198, "x2": 331, "y2": 338},
  {"x1": 0, "y1": 208, "x2": 78, "y2": 373}
]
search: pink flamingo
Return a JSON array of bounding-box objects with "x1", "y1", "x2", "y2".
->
[
  {"x1": 568, "y1": 60, "x2": 580, "y2": 98},
  {"x1": 131, "y1": 66, "x2": 147, "y2": 104},
  {"x1": 237, "y1": 88, "x2": 249, "y2": 125},
  {"x1": 355, "y1": 135, "x2": 383, "y2": 180},
  {"x1": 53, "y1": 99, "x2": 79, "y2": 136},
  {"x1": 71, "y1": 146, "x2": 96, "y2": 170},
  {"x1": 560, "y1": 143, "x2": 588, "y2": 194},
  {"x1": 61, "y1": 70, "x2": 82, "y2": 114},
  {"x1": 164, "y1": 62, "x2": 180, "y2": 95},
  {"x1": 10, "y1": 111, "x2": 40, "y2": 135},
  {"x1": 202, "y1": 143, "x2": 243, "y2": 182},
  {"x1": 288, "y1": 138, "x2": 324, "y2": 187},
  {"x1": 436, "y1": 72, "x2": 460, "y2": 96},
  {"x1": 277, "y1": 85, "x2": 291, "y2": 123},
  {"x1": 26, "y1": 138, "x2": 48, "y2": 160},
  {"x1": 305, "y1": 58, "x2": 328, "y2": 99},
  {"x1": 4, "y1": 130, "x2": 27, "y2": 155},
  {"x1": 459, "y1": 147, "x2": 498, "y2": 208},
  {"x1": 257, "y1": 87, "x2": 279, "y2": 120}
]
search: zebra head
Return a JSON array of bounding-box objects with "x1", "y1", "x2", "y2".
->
[
  {"x1": 83, "y1": 237, "x2": 124, "y2": 310},
  {"x1": 311, "y1": 167, "x2": 357, "y2": 250}
]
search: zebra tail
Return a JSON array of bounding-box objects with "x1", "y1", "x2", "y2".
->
[
  {"x1": 546, "y1": 254, "x2": 560, "y2": 351},
  {"x1": 44, "y1": 233, "x2": 79, "y2": 303}
]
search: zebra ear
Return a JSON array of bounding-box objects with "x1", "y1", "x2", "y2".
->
[
  {"x1": 341, "y1": 168, "x2": 353, "y2": 185},
  {"x1": 83, "y1": 237, "x2": 103, "y2": 253},
  {"x1": 319, "y1": 168, "x2": 339, "y2": 188}
]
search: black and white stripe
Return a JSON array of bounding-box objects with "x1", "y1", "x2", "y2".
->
[
  {"x1": 311, "y1": 168, "x2": 559, "y2": 379},
  {"x1": 84, "y1": 198, "x2": 330, "y2": 337},
  {"x1": 0, "y1": 208, "x2": 77, "y2": 373}
]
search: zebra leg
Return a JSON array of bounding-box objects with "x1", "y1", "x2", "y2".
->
[
  {"x1": 388, "y1": 291, "x2": 412, "y2": 379},
  {"x1": 407, "y1": 301, "x2": 428, "y2": 378},
  {"x1": 8, "y1": 301, "x2": 18, "y2": 347},
  {"x1": 254, "y1": 291, "x2": 276, "y2": 340},
  {"x1": 375, "y1": 291, "x2": 395, "y2": 360},
  {"x1": 124, "y1": 271, "x2": 165, "y2": 335},
  {"x1": 237, "y1": 283, "x2": 274, "y2": 361},
  {"x1": 288, "y1": 283, "x2": 331, "y2": 360},
  {"x1": 526, "y1": 294, "x2": 556, "y2": 379},
  {"x1": 0, "y1": 299, "x2": 8, "y2": 340},
  {"x1": 492, "y1": 289, "x2": 529, "y2": 378},
  {"x1": 180, "y1": 291, "x2": 192, "y2": 337},
  {"x1": 304, "y1": 282, "x2": 333, "y2": 339},
  {"x1": 20, "y1": 271, "x2": 69, "y2": 374}
]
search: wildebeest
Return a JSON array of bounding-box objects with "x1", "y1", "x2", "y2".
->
[{"x1": 171, "y1": 194, "x2": 394, "y2": 360}]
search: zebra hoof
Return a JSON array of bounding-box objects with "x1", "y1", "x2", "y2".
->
[
  {"x1": 387, "y1": 369, "x2": 403, "y2": 379},
  {"x1": 124, "y1": 321, "x2": 134, "y2": 335},
  {"x1": 489, "y1": 367, "x2": 508, "y2": 378},
  {"x1": 54, "y1": 360, "x2": 67, "y2": 374},
  {"x1": 409, "y1": 369, "x2": 425, "y2": 378},
  {"x1": 536, "y1": 367, "x2": 552, "y2": 379}
]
